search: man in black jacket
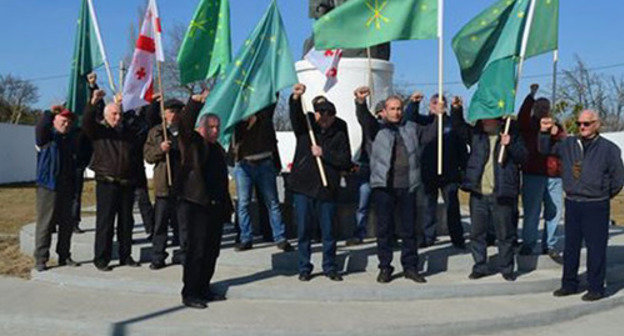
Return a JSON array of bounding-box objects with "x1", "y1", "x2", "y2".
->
[
  {"x1": 541, "y1": 111, "x2": 624, "y2": 301},
  {"x1": 405, "y1": 94, "x2": 468, "y2": 249},
  {"x1": 289, "y1": 84, "x2": 351, "y2": 282},
  {"x1": 458, "y1": 104, "x2": 528, "y2": 282},
  {"x1": 82, "y1": 90, "x2": 140, "y2": 271}
]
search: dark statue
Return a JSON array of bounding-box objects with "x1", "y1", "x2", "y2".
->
[{"x1": 304, "y1": 0, "x2": 390, "y2": 60}]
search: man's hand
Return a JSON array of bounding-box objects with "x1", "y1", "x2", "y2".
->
[
  {"x1": 540, "y1": 117, "x2": 554, "y2": 132},
  {"x1": 530, "y1": 83, "x2": 539, "y2": 96},
  {"x1": 550, "y1": 123, "x2": 559, "y2": 136},
  {"x1": 160, "y1": 141, "x2": 171, "y2": 153},
  {"x1": 410, "y1": 91, "x2": 424, "y2": 103},
  {"x1": 91, "y1": 89, "x2": 106, "y2": 105},
  {"x1": 311, "y1": 145, "x2": 323, "y2": 157},
  {"x1": 451, "y1": 96, "x2": 463, "y2": 109},
  {"x1": 191, "y1": 88, "x2": 210, "y2": 103},
  {"x1": 354, "y1": 86, "x2": 371, "y2": 104},
  {"x1": 500, "y1": 133, "x2": 511, "y2": 146},
  {"x1": 292, "y1": 83, "x2": 306, "y2": 100},
  {"x1": 152, "y1": 93, "x2": 162, "y2": 102},
  {"x1": 114, "y1": 93, "x2": 122, "y2": 104}
]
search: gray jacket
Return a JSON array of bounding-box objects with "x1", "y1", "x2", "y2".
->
[
  {"x1": 539, "y1": 133, "x2": 624, "y2": 201},
  {"x1": 370, "y1": 121, "x2": 422, "y2": 192}
]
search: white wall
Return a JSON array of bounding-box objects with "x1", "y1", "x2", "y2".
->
[
  {"x1": 602, "y1": 132, "x2": 624, "y2": 162},
  {"x1": 0, "y1": 123, "x2": 36, "y2": 184}
]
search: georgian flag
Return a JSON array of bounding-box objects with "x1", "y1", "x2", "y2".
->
[
  {"x1": 122, "y1": 0, "x2": 164, "y2": 112},
  {"x1": 304, "y1": 47, "x2": 342, "y2": 90}
]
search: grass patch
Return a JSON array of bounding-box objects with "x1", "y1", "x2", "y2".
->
[{"x1": 0, "y1": 237, "x2": 33, "y2": 279}]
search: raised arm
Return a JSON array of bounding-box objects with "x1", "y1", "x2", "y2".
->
[
  {"x1": 289, "y1": 83, "x2": 309, "y2": 136},
  {"x1": 82, "y1": 89, "x2": 106, "y2": 140},
  {"x1": 450, "y1": 96, "x2": 472, "y2": 145},
  {"x1": 35, "y1": 110, "x2": 55, "y2": 148},
  {"x1": 354, "y1": 86, "x2": 381, "y2": 140},
  {"x1": 518, "y1": 84, "x2": 539, "y2": 132}
]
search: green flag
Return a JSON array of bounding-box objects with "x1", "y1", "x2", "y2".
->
[
  {"x1": 526, "y1": 0, "x2": 559, "y2": 58},
  {"x1": 197, "y1": 0, "x2": 297, "y2": 144},
  {"x1": 313, "y1": 0, "x2": 438, "y2": 50},
  {"x1": 467, "y1": 57, "x2": 518, "y2": 122},
  {"x1": 67, "y1": 0, "x2": 103, "y2": 120},
  {"x1": 177, "y1": 0, "x2": 232, "y2": 85}
]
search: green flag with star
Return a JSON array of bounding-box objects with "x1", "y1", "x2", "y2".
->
[
  {"x1": 177, "y1": 0, "x2": 232, "y2": 85},
  {"x1": 67, "y1": 0, "x2": 103, "y2": 120},
  {"x1": 313, "y1": 0, "x2": 438, "y2": 49},
  {"x1": 197, "y1": 0, "x2": 297, "y2": 145},
  {"x1": 467, "y1": 57, "x2": 518, "y2": 122}
]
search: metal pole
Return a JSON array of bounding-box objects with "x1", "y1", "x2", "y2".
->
[
  {"x1": 437, "y1": 0, "x2": 444, "y2": 175},
  {"x1": 87, "y1": 0, "x2": 116, "y2": 93}
]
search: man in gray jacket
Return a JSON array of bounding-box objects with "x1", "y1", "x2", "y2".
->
[
  {"x1": 540, "y1": 110, "x2": 624, "y2": 301},
  {"x1": 355, "y1": 86, "x2": 426, "y2": 284}
]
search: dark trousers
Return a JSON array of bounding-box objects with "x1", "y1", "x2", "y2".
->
[
  {"x1": 35, "y1": 186, "x2": 74, "y2": 263},
  {"x1": 181, "y1": 202, "x2": 224, "y2": 299},
  {"x1": 94, "y1": 181, "x2": 134, "y2": 267},
  {"x1": 374, "y1": 188, "x2": 419, "y2": 271},
  {"x1": 151, "y1": 196, "x2": 179, "y2": 263},
  {"x1": 422, "y1": 182, "x2": 464, "y2": 246},
  {"x1": 562, "y1": 199, "x2": 610, "y2": 295},
  {"x1": 71, "y1": 168, "x2": 85, "y2": 227},
  {"x1": 173, "y1": 200, "x2": 193, "y2": 263},
  {"x1": 135, "y1": 187, "x2": 154, "y2": 235},
  {"x1": 469, "y1": 194, "x2": 516, "y2": 275},
  {"x1": 293, "y1": 193, "x2": 337, "y2": 274}
]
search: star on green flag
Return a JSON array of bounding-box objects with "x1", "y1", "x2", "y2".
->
[
  {"x1": 197, "y1": 0, "x2": 297, "y2": 145},
  {"x1": 313, "y1": 0, "x2": 438, "y2": 50},
  {"x1": 67, "y1": 0, "x2": 104, "y2": 122},
  {"x1": 467, "y1": 57, "x2": 518, "y2": 122},
  {"x1": 177, "y1": 0, "x2": 232, "y2": 84}
]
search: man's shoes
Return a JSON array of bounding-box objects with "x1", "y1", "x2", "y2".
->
[
  {"x1": 547, "y1": 249, "x2": 564, "y2": 265},
  {"x1": 96, "y1": 265, "x2": 113, "y2": 272},
  {"x1": 581, "y1": 292, "x2": 604, "y2": 302},
  {"x1": 404, "y1": 269, "x2": 427, "y2": 283},
  {"x1": 553, "y1": 288, "x2": 579, "y2": 297},
  {"x1": 34, "y1": 263, "x2": 47, "y2": 272},
  {"x1": 171, "y1": 253, "x2": 185, "y2": 265},
  {"x1": 345, "y1": 238, "x2": 363, "y2": 247},
  {"x1": 149, "y1": 261, "x2": 166, "y2": 270},
  {"x1": 502, "y1": 272, "x2": 517, "y2": 282},
  {"x1": 325, "y1": 271, "x2": 343, "y2": 282},
  {"x1": 518, "y1": 245, "x2": 534, "y2": 256},
  {"x1": 58, "y1": 258, "x2": 81, "y2": 267},
  {"x1": 73, "y1": 226, "x2": 84, "y2": 234},
  {"x1": 182, "y1": 297, "x2": 207, "y2": 309},
  {"x1": 419, "y1": 241, "x2": 434, "y2": 248},
  {"x1": 276, "y1": 240, "x2": 293, "y2": 252},
  {"x1": 235, "y1": 241, "x2": 253, "y2": 252},
  {"x1": 121, "y1": 257, "x2": 140, "y2": 267},
  {"x1": 468, "y1": 271, "x2": 488, "y2": 280},
  {"x1": 452, "y1": 241, "x2": 467, "y2": 250},
  {"x1": 203, "y1": 290, "x2": 226, "y2": 302},
  {"x1": 377, "y1": 267, "x2": 393, "y2": 283},
  {"x1": 298, "y1": 272, "x2": 312, "y2": 282}
]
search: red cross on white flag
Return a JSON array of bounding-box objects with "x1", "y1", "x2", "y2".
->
[
  {"x1": 304, "y1": 47, "x2": 343, "y2": 90},
  {"x1": 122, "y1": 0, "x2": 164, "y2": 112}
]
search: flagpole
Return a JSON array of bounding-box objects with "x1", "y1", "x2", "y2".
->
[
  {"x1": 436, "y1": 0, "x2": 444, "y2": 176},
  {"x1": 300, "y1": 96, "x2": 328, "y2": 187},
  {"x1": 118, "y1": 60, "x2": 125, "y2": 95},
  {"x1": 156, "y1": 61, "x2": 173, "y2": 186},
  {"x1": 366, "y1": 47, "x2": 374, "y2": 107},
  {"x1": 87, "y1": 0, "x2": 116, "y2": 93},
  {"x1": 498, "y1": 0, "x2": 537, "y2": 164},
  {"x1": 552, "y1": 49, "x2": 558, "y2": 106}
]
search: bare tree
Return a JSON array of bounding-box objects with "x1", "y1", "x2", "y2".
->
[{"x1": 0, "y1": 74, "x2": 40, "y2": 124}]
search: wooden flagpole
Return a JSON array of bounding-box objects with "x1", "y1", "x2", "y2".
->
[
  {"x1": 366, "y1": 47, "x2": 374, "y2": 107},
  {"x1": 87, "y1": 0, "x2": 116, "y2": 93},
  {"x1": 300, "y1": 95, "x2": 328, "y2": 187},
  {"x1": 437, "y1": 0, "x2": 444, "y2": 175},
  {"x1": 552, "y1": 49, "x2": 558, "y2": 106},
  {"x1": 156, "y1": 61, "x2": 173, "y2": 186}
]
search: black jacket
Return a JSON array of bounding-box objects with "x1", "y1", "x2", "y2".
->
[
  {"x1": 233, "y1": 104, "x2": 279, "y2": 162},
  {"x1": 539, "y1": 133, "x2": 624, "y2": 201},
  {"x1": 405, "y1": 103, "x2": 469, "y2": 185},
  {"x1": 461, "y1": 120, "x2": 528, "y2": 199},
  {"x1": 288, "y1": 96, "x2": 351, "y2": 201},
  {"x1": 354, "y1": 101, "x2": 380, "y2": 177}
]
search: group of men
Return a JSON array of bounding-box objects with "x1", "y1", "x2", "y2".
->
[{"x1": 33, "y1": 73, "x2": 624, "y2": 309}]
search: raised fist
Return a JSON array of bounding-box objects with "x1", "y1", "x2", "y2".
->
[
  {"x1": 292, "y1": 83, "x2": 306, "y2": 99},
  {"x1": 410, "y1": 91, "x2": 424, "y2": 103},
  {"x1": 530, "y1": 83, "x2": 539, "y2": 96},
  {"x1": 91, "y1": 89, "x2": 106, "y2": 105},
  {"x1": 540, "y1": 117, "x2": 554, "y2": 133},
  {"x1": 451, "y1": 96, "x2": 463, "y2": 109},
  {"x1": 354, "y1": 86, "x2": 370, "y2": 103}
]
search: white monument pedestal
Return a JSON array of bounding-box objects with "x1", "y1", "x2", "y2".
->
[{"x1": 295, "y1": 58, "x2": 395, "y2": 155}]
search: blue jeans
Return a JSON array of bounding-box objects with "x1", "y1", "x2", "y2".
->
[
  {"x1": 521, "y1": 174, "x2": 564, "y2": 252},
  {"x1": 234, "y1": 159, "x2": 286, "y2": 244},
  {"x1": 353, "y1": 177, "x2": 372, "y2": 240},
  {"x1": 292, "y1": 193, "x2": 337, "y2": 274}
]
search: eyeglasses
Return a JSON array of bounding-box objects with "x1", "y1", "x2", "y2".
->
[{"x1": 575, "y1": 120, "x2": 597, "y2": 127}]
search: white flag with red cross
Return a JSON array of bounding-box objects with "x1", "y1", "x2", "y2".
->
[
  {"x1": 304, "y1": 47, "x2": 342, "y2": 90},
  {"x1": 122, "y1": 0, "x2": 164, "y2": 112}
]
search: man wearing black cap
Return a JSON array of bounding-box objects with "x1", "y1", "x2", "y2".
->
[
  {"x1": 83, "y1": 90, "x2": 140, "y2": 271},
  {"x1": 144, "y1": 98, "x2": 185, "y2": 269},
  {"x1": 289, "y1": 84, "x2": 351, "y2": 282},
  {"x1": 34, "y1": 106, "x2": 80, "y2": 271}
]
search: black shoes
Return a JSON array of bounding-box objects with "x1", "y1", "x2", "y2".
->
[
  {"x1": 276, "y1": 240, "x2": 293, "y2": 252},
  {"x1": 452, "y1": 241, "x2": 467, "y2": 250},
  {"x1": 182, "y1": 297, "x2": 207, "y2": 309},
  {"x1": 345, "y1": 238, "x2": 363, "y2": 247},
  {"x1": 203, "y1": 290, "x2": 226, "y2": 302},
  {"x1": 298, "y1": 272, "x2": 312, "y2": 282},
  {"x1": 121, "y1": 257, "x2": 140, "y2": 267},
  {"x1": 502, "y1": 272, "x2": 517, "y2": 282},
  {"x1": 235, "y1": 241, "x2": 253, "y2": 252},
  {"x1": 325, "y1": 271, "x2": 343, "y2": 282},
  {"x1": 149, "y1": 261, "x2": 166, "y2": 270},
  {"x1": 547, "y1": 249, "x2": 564, "y2": 265},
  {"x1": 34, "y1": 263, "x2": 47, "y2": 272},
  {"x1": 581, "y1": 292, "x2": 604, "y2": 302},
  {"x1": 404, "y1": 269, "x2": 427, "y2": 283},
  {"x1": 518, "y1": 245, "x2": 534, "y2": 256},
  {"x1": 377, "y1": 267, "x2": 393, "y2": 283},
  {"x1": 73, "y1": 226, "x2": 84, "y2": 234},
  {"x1": 58, "y1": 258, "x2": 81, "y2": 267},
  {"x1": 553, "y1": 288, "x2": 579, "y2": 297},
  {"x1": 96, "y1": 265, "x2": 113, "y2": 272},
  {"x1": 468, "y1": 271, "x2": 488, "y2": 280}
]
